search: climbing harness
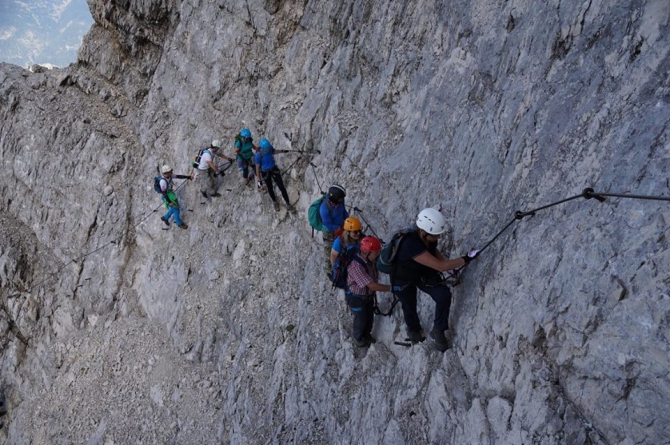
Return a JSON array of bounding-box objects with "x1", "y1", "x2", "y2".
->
[
  {"x1": 373, "y1": 295, "x2": 400, "y2": 316},
  {"x1": 372, "y1": 270, "x2": 461, "y2": 318}
]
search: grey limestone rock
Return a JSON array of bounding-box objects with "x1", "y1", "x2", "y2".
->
[{"x1": 0, "y1": 0, "x2": 668, "y2": 444}]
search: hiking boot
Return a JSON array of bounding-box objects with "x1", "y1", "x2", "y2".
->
[
  {"x1": 407, "y1": 330, "x2": 425, "y2": 344},
  {"x1": 160, "y1": 216, "x2": 170, "y2": 227},
  {"x1": 273, "y1": 201, "x2": 280, "y2": 212},
  {"x1": 363, "y1": 333, "x2": 376, "y2": 344},
  {"x1": 430, "y1": 328, "x2": 449, "y2": 352},
  {"x1": 354, "y1": 337, "x2": 368, "y2": 348},
  {"x1": 210, "y1": 192, "x2": 222, "y2": 198},
  {"x1": 178, "y1": 223, "x2": 188, "y2": 230},
  {"x1": 201, "y1": 191, "x2": 208, "y2": 199}
]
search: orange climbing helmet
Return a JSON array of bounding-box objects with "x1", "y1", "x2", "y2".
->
[{"x1": 343, "y1": 216, "x2": 362, "y2": 232}]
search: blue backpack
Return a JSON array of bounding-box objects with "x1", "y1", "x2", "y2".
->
[
  {"x1": 153, "y1": 176, "x2": 164, "y2": 194},
  {"x1": 331, "y1": 243, "x2": 362, "y2": 290}
]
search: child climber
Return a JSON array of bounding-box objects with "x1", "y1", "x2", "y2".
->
[{"x1": 158, "y1": 165, "x2": 192, "y2": 229}]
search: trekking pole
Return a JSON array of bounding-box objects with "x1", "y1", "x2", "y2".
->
[
  {"x1": 281, "y1": 155, "x2": 302, "y2": 177},
  {"x1": 310, "y1": 162, "x2": 325, "y2": 193},
  {"x1": 218, "y1": 159, "x2": 234, "y2": 173},
  {"x1": 283, "y1": 149, "x2": 321, "y2": 154},
  {"x1": 352, "y1": 207, "x2": 380, "y2": 239}
]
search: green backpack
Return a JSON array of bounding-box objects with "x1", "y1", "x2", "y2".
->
[{"x1": 308, "y1": 194, "x2": 328, "y2": 234}]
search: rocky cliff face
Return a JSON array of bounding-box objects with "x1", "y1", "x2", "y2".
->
[{"x1": 1, "y1": 0, "x2": 668, "y2": 444}]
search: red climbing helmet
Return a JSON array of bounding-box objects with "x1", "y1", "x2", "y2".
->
[{"x1": 360, "y1": 236, "x2": 382, "y2": 252}]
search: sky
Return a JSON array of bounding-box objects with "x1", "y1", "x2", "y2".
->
[{"x1": 0, "y1": 0, "x2": 93, "y2": 68}]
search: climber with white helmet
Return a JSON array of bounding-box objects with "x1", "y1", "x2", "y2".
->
[
  {"x1": 155, "y1": 165, "x2": 193, "y2": 229},
  {"x1": 254, "y1": 137, "x2": 292, "y2": 212},
  {"x1": 195, "y1": 139, "x2": 233, "y2": 202},
  {"x1": 234, "y1": 128, "x2": 256, "y2": 187},
  {"x1": 392, "y1": 207, "x2": 480, "y2": 351}
]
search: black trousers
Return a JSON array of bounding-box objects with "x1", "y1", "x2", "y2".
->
[
  {"x1": 345, "y1": 293, "x2": 375, "y2": 341},
  {"x1": 394, "y1": 281, "x2": 452, "y2": 334},
  {"x1": 262, "y1": 167, "x2": 290, "y2": 204}
]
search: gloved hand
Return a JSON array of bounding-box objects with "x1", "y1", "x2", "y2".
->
[{"x1": 462, "y1": 248, "x2": 480, "y2": 264}]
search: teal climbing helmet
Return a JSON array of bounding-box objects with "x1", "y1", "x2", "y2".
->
[
  {"x1": 259, "y1": 138, "x2": 272, "y2": 151},
  {"x1": 240, "y1": 128, "x2": 252, "y2": 139}
]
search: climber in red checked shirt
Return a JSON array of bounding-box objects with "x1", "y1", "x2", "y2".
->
[{"x1": 345, "y1": 236, "x2": 390, "y2": 348}]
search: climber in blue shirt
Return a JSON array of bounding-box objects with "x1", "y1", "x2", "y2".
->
[
  {"x1": 319, "y1": 184, "x2": 349, "y2": 275},
  {"x1": 254, "y1": 138, "x2": 292, "y2": 212}
]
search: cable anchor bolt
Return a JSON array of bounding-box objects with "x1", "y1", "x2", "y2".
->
[{"x1": 583, "y1": 188, "x2": 606, "y2": 202}]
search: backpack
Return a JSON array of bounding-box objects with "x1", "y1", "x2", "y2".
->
[
  {"x1": 332, "y1": 246, "x2": 363, "y2": 290},
  {"x1": 153, "y1": 176, "x2": 164, "y2": 194},
  {"x1": 376, "y1": 228, "x2": 416, "y2": 274},
  {"x1": 192, "y1": 148, "x2": 210, "y2": 169},
  {"x1": 308, "y1": 194, "x2": 328, "y2": 233}
]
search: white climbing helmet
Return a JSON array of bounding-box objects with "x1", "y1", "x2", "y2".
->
[
  {"x1": 161, "y1": 165, "x2": 173, "y2": 174},
  {"x1": 416, "y1": 208, "x2": 448, "y2": 235},
  {"x1": 211, "y1": 139, "x2": 222, "y2": 148}
]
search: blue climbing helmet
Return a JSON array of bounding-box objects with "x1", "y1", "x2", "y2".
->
[
  {"x1": 259, "y1": 138, "x2": 272, "y2": 153},
  {"x1": 240, "y1": 128, "x2": 252, "y2": 139}
]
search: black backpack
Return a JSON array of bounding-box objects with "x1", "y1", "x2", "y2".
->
[{"x1": 376, "y1": 228, "x2": 415, "y2": 274}]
